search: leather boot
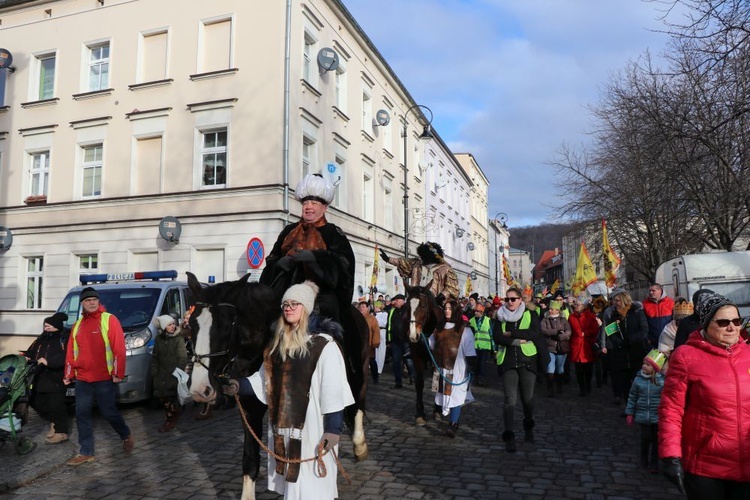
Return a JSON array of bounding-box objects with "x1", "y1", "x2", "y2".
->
[
  {"x1": 556, "y1": 375, "x2": 564, "y2": 395},
  {"x1": 546, "y1": 374, "x2": 555, "y2": 397},
  {"x1": 523, "y1": 418, "x2": 535, "y2": 443},
  {"x1": 502, "y1": 431, "x2": 516, "y2": 453}
]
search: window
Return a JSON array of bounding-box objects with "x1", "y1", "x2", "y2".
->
[
  {"x1": 26, "y1": 256, "x2": 44, "y2": 309},
  {"x1": 87, "y1": 42, "x2": 110, "y2": 91},
  {"x1": 302, "y1": 29, "x2": 318, "y2": 86},
  {"x1": 335, "y1": 65, "x2": 347, "y2": 112},
  {"x1": 200, "y1": 18, "x2": 232, "y2": 73},
  {"x1": 135, "y1": 136, "x2": 163, "y2": 195},
  {"x1": 37, "y1": 53, "x2": 56, "y2": 99},
  {"x1": 382, "y1": 107, "x2": 392, "y2": 152},
  {"x1": 79, "y1": 254, "x2": 98, "y2": 273},
  {"x1": 383, "y1": 177, "x2": 393, "y2": 231},
  {"x1": 138, "y1": 30, "x2": 168, "y2": 82},
  {"x1": 29, "y1": 150, "x2": 50, "y2": 196},
  {"x1": 362, "y1": 87, "x2": 372, "y2": 133},
  {"x1": 363, "y1": 170, "x2": 374, "y2": 222},
  {"x1": 201, "y1": 129, "x2": 227, "y2": 187},
  {"x1": 81, "y1": 144, "x2": 103, "y2": 197},
  {"x1": 0, "y1": 67, "x2": 7, "y2": 106},
  {"x1": 302, "y1": 135, "x2": 316, "y2": 177},
  {"x1": 332, "y1": 146, "x2": 347, "y2": 210}
]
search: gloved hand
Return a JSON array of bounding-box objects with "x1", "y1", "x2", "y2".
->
[
  {"x1": 222, "y1": 379, "x2": 240, "y2": 397},
  {"x1": 379, "y1": 249, "x2": 390, "y2": 262},
  {"x1": 662, "y1": 457, "x2": 685, "y2": 494},
  {"x1": 294, "y1": 250, "x2": 316, "y2": 263},
  {"x1": 319, "y1": 432, "x2": 340, "y2": 452},
  {"x1": 625, "y1": 415, "x2": 634, "y2": 426},
  {"x1": 277, "y1": 256, "x2": 294, "y2": 272}
]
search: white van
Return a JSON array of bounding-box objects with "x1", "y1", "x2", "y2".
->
[
  {"x1": 654, "y1": 251, "x2": 750, "y2": 319},
  {"x1": 56, "y1": 270, "x2": 195, "y2": 403}
]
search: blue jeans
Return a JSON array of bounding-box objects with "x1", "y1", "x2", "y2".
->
[
  {"x1": 75, "y1": 380, "x2": 131, "y2": 456},
  {"x1": 390, "y1": 340, "x2": 415, "y2": 385},
  {"x1": 547, "y1": 353, "x2": 567, "y2": 374}
]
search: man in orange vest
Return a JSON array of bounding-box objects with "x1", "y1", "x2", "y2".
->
[{"x1": 63, "y1": 286, "x2": 133, "y2": 466}]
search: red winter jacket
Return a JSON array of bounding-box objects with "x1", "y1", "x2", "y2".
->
[
  {"x1": 64, "y1": 305, "x2": 126, "y2": 383},
  {"x1": 568, "y1": 309, "x2": 600, "y2": 364},
  {"x1": 659, "y1": 331, "x2": 750, "y2": 481}
]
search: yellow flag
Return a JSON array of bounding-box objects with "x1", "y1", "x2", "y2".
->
[
  {"x1": 465, "y1": 276, "x2": 472, "y2": 296},
  {"x1": 550, "y1": 279, "x2": 560, "y2": 294},
  {"x1": 602, "y1": 219, "x2": 621, "y2": 288},
  {"x1": 571, "y1": 241, "x2": 598, "y2": 296},
  {"x1": 370, "y1": 245, "x2": 380, "y2": 289},
  {"x1": 502, "y1": 254, "x2": 515, "y2": 287}
]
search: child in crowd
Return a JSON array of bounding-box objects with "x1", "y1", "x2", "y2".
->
[
  {"x1": 625, "y1": 349, "x2": 665, "y2": 473},
  {"x1": 150, "y1": 315, "x2": 188, "y2": 432}
]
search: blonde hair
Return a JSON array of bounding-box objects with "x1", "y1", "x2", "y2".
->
[
  {"x1": 612, "y1": 290, "x2": 633, "y2": 309},
  {"x1": 269, "y1": 306, "x2": 311, "y2": 361}
]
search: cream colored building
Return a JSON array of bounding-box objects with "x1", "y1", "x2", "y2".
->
[
  {"x1": 455, "y1": 153, "x2": 489, "y2": 295},
  {"x1": 0, "y1": 0, "x2": 474, "y2": 348}
]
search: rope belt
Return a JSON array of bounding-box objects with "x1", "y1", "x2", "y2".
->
[{"x1": 234, "y1": 393, "x2": 351, "y2": 484}]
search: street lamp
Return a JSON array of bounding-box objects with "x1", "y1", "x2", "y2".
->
[{"x1": 402, "y1": 104, "x2": 433, "y2": 261}]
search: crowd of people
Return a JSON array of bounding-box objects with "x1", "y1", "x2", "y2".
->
[{"x1": 17, "y1": 172, "x2": 750, "y2": 499}]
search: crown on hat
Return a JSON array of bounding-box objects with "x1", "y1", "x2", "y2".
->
[
  {"x1": 644, "y1": 349, "x2": 666, "y2": 371},
  {"x1": 674, "y1": 301, "x2": 694, "y2": 318}
]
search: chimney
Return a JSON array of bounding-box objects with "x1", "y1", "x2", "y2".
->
[{"x1": 554, "y1": 247, "x2": 559, "y2": 256}]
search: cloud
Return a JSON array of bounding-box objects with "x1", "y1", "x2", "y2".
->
[{"x1": 343, "y1": 0, "x2": 677, "y2": 226}]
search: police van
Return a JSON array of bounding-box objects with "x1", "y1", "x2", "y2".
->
[{"x1": 56, "y1": 270, "x2": 195, "y2": 403}]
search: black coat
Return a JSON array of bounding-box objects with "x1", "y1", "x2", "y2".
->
[
  {"x1": 604, "y1": 305, "x2": 649, "y2": 372},
  {"x1": 26, "y1": 330, "x2": 68, "y2": 393}
]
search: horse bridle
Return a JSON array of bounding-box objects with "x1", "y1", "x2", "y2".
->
[{"x1": 191, "y1": 301, "x2": 240, "y2": 385}]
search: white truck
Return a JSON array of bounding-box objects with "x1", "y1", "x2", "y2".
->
[{"x1": 654, "y1": 251, "x2": 750, "y2": 319}]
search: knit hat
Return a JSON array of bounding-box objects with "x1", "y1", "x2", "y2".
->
[
  {"x1": 282, "y1": 281, "x2": 319, "y2": 313},
  {"x1": 673, "y1": 301, "x2": 694, "y2": 321},
  {"x1": 697, "y1": 291, "x2": 735, "y2": 328},
  {"x1": 156, "y1": 314, "x2": 176, "y2": 330},
  {"x1": 493, "y1": 296, "x2": 502, "y2": 306},
  {"x1": 80, "y1": 287, "x2": 99, "y2": 301},
  {"x1": 295, "y1": 173, "x2": 335, "y2": 205},
  {"x1": 43, "y1": 312, "x2": 68, "y2": 332},
  {"x1": 644, "y1": 349, "x2": 666, "y2": 371}
]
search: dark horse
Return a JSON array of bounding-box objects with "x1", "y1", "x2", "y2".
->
[
  {"x1": 185, "y1": 272, "x2": 369, "y2": 500},
  {"x1": 404, "y1": 286, "x2": 444, "y2": 425}
]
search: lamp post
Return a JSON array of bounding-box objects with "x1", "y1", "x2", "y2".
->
[
  {"x1": 492, "y1": 212, "x2": 508, "y2": 295},
  {"x1": 402, "y1": 104, "x2": 433, "y2": 261}
]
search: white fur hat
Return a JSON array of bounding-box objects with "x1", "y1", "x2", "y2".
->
[
  {"x1": 156, "y1": 314, "x2": 176, "y2": 330},
  {"x1": 295, "y1": 173, "x2": 335, "y2": 205},
  {"x1": 282, "y1": 281, "x2": 319, "y2": 313}
]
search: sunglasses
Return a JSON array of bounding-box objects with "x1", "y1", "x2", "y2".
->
[
  {"x1": 504, "y1": 297, "x2": 521, "y2": 303},
  {"x1": 712, "y1": 318, "x2": 743, "y2": 328},
  {"x1": 281, "y1": 301, "x2": 302, "y2": 311}
]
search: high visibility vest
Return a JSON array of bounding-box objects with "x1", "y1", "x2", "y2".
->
[
  {"x1": 387, "y1": 308, "x2": 396, "y2": 342},
  {"x1": 469, "y1": 316, "x2": 493, "y2": 350},
  {"x1": 496, "y1": 310, "x2": 537, "y2": 364},
  {"x1": 71, "y1": 313, "x2": 114, "y2": 375}
]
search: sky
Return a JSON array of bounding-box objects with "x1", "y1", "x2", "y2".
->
[{"x1": 343, "y1": 0, "x2": 682, "y2": 227}]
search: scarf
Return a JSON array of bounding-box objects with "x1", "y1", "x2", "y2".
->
[
  {"x1": 280, "y1": 216, "x2": 328, "y2": 257},
  {"x1": 496, "y1": 301, "x2": 526, "y2": 323}
]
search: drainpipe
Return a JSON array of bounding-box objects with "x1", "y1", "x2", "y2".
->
[{"x1": 282, "y1": 0, "x2": 292, "y2": 225}]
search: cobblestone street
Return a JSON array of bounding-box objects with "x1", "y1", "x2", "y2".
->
[{"x1": 4, "y1": 361, "x2": 683, "y2": 499}]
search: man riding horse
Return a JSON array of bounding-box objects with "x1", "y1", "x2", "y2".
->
[
  {"x1": 260, "y1": 172, "x2": 354, "y2": 324},
  {"x1": 380, "y1": 241, "x2": 459, "y2": 306}
]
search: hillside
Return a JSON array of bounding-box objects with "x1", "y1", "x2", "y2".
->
[{"x1": 509, "y1": 222, "x2": 575, "y2": 258}]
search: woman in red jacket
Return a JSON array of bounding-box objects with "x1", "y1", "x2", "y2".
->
[
  {"x1": 659, "y1": 292, "x2": 750, "y2": 498},
  {"x1": 568, "y1": 298, "x2": 602, "y2": 396}
]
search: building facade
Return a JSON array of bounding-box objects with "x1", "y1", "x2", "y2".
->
[
  {"x1": 0, "y1": 0, "x2": 477, "y2": 349},
  {"x1": 454, "y1": 153, "x2": 489, "y2": 295}
]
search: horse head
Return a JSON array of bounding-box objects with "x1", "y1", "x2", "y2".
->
[
  {"x1": 186, "y1": 272, "x2": 279, "y2": 403},
  {"x1": 405, "y1": 286, "x2": 443, "y2": 342}
]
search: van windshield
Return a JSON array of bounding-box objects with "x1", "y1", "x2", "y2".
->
[
  {"x1": 57, "y1": 288, "x2": 162, "y2": 331},
  {"x1": 704, "y1": 282, "x2": 750, "y2": 309}
]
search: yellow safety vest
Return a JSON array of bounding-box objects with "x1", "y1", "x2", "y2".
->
[
  {"x1": 496, "y1": 310, "x2": 537, "y2": 364},
  {"x1": 71, "y1": 312, "x2": 114, "y2": 375},
  {"x1": 470, "y1": 316, "x2": 493, "y2": 350}
]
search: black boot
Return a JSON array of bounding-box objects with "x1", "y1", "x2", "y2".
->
[
  {"x1": 555, "y1": 375, "x2": 564, "y2": 395},
  {"x1": 523, "y1": 418, "x2": 535, "y2": 443},
  {"x1": 546, "y1": 374, "x2": 555, "y2": 397},
  {"x1": 445, "y1": 422, "x2": 458, "y2": 438},
  {"x1": 502, "y1": 431, "x2": 516, "y2": 453}
]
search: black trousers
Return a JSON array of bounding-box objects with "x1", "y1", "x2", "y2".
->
[
  {"x1": 684, "y1": 473, "x2": 750, "y2": 500},
  {"x1": 639, "y1": 423, "x2": 658, "y2": 468},
  {"x1": 500, "y1": 366, "x2": 536, "y2": 432},
  {"x1": 574, "y1": 362, "x2": 593, "y2": 394},
  {"x1": 31, "y1": 391, "x2": 69, "y2": 434}
]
